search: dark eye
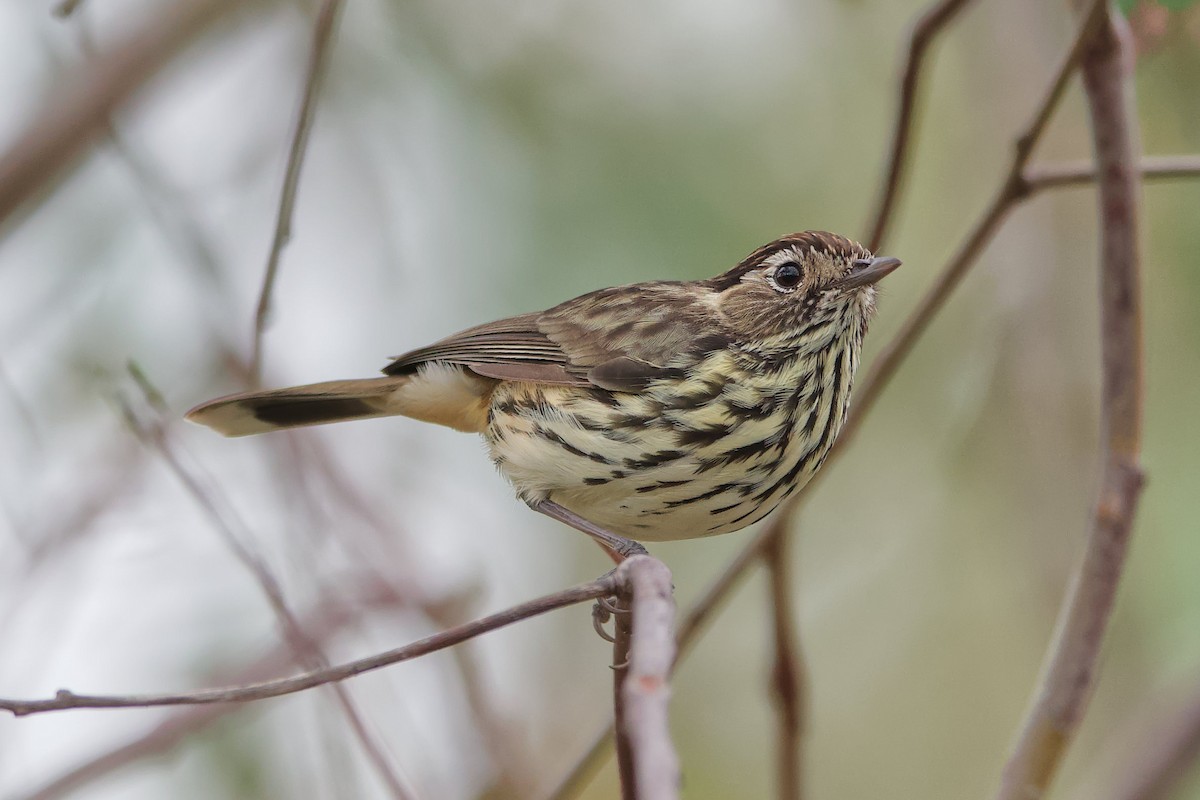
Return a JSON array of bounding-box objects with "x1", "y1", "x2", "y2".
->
[{"x1": 772, "y1": 263, "x2": 802, "y2": 291}]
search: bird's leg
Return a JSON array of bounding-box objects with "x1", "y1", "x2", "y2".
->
[
  {"x1": 527, "y1": 498, "x2": 648, "y2": 561},
  {"x1": 528, "y1": 499, "x2": 647, "y2": 642}
]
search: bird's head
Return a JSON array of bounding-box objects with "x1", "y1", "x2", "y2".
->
[{"x1": 708, "y1": 231, "x2": 900, "y2": 352}]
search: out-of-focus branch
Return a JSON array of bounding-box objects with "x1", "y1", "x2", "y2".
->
[
  {"x1": 996, "y1": 7, "x2": 1145, "y2": 799},
  {"x1": 0, "y1": 575, "x2": 616, "y2": 716},
  {"x1": 1093, "y1": 682, "x2": 1200, "y2": 800},
  {"x1": 612, "y1": 557, "x2": 679, "y2": 800},
  {"x1": 18, "y1": 581, "x2": 414, "y2": 800},
  {"x1": 1022, "y1": 154, "x2": 1200, "y2": 193},
  {"x1": 0, "y1": 0, "x2": 271, "y2": 234},
  {"x1": 249, "y1": 0, "x2": 345, "y2": 383},
  {"x1": 764, "y1": 529, "x2": 804, "y2": 800},
  {"x1": 864, "y1": 0, "x2": 976, "y2": 252},
  {"x1": 841, "y1": 0, "x2": 1107, "y2": 447},
  {"x1": 52, "y1": 0, "x2": 86, "y2": 18},
  {"x1": 120, "y1": 375, "x2": 416, "y2": 799}
]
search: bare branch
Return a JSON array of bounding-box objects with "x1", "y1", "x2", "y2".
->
[
  {"x1": 837, "y1": 0, "x2": 1105, "y2": 451},
  {"x1": 1015, "y1": 2, "x2": 1108, "y2": 166},
  {"x1": 547, "y1": 532, "x2": 769, "y2": 800},
  {"x1": 547, "y1": 510, "x2": 797, "y2": 800},
  {"x1": 764, "y1": 529, "x2": 804, "y2": 800},
  {"x1": 250, "y1": 0, "x2": 345, "y2": 383},
  {"x1": 996, "y1": 7, "x2": 1146, "y2": 798},
  {"x1": 612, "y1": 557, "x2": 679, "y2": 800},
  {"x1": 0, "y1": 576, "x2": 616, "y2": 716},
  {"x1": 51, "y1": 0, "x2": 86, "y2": 18},
  {"x1": 119, "y1": 374, "x2": 418, "y2": 798},
  {"x1": 0, "y1": 0, "x2": 270, "y2": 233},
  {"x1": 18, "y1": 581, "x2": 413, "y2": 800},
  {"x1": 865, "y1": 0, "x2": 976, "y2": 252},
  {"x1": 1023, "y1": 154, "x2": 1200, "y2": 192}
]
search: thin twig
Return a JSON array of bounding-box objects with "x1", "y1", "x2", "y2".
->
[
  {"x1": 1023, "y1": 154, "x2": 1200, "y2": 192},
  {"x1": 19, "y1": 581, "x2": 413, "y2": 800},
  {"x1": 0, "y1": 0, "x2": 265, "y2": 233},
  {"x1": 0, "y1": 576, "x2": 616, "y2": 716},
  {"x1": 52, "y1": 0, "x2": 86, "y2": 18},
  {"x1": 612, "y1": 557, "x2": 679, "y2": 800},
  {"x1": 996, "y1": 7, "x2": 1145, "y2": 798},
  {"x1": 764, "y1": 528, "x2": 804, "y2": 800},
  {"x1": 120, "y1": 377, "x2": 416, "y2": 799},
  {"x1": 836, "y1": 0, "x2": 1106, "y2": 451},
  {"x1": 249, "y1": 0, "x2": 345, "y2": 383},
  {"x1": 864, "y1": 0, "x2": 976, "y2": 252}
]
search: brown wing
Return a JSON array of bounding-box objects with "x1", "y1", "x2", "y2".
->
[
  {"x1": 383, "y1": 312, "x2": 582, "y2": 384},
  {"x1": 382, "y1": 282, "x2": 727, "y2": 392}
]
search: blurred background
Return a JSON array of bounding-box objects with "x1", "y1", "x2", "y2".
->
[{"x1": 1, "y1": 0, "x2": 1199, "y2": 798}]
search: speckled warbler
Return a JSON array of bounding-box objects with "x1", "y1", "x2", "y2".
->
[{"x1": 187, "y1": 231, "x2": 900, "y2": 559}]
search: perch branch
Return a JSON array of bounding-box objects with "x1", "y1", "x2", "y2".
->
[
  {"x1": 18, "y1": 581, "x2": 412, "y2": 800},
  {"x1": 612, "y1": 556, "x2": 679, "y2": 800},
  {"x1": 0, "y1": 576, "x2": 615, "y2": 716},
  {"x1": 544, "y1": 521, "x2": 767, "y2": 800},
  {"x1": 995, "y1": 6, "x2": 1145, "y2": 799}
]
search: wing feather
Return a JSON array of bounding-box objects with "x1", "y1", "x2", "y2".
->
[{"x1": 382, "y1": 283, "x2": 727, "y2": 392}]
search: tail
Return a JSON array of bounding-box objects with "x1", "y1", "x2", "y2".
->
[
  {"x1": 186, "y1": 378, "x2": 409, "y2": 437},
  {"x1": 186, "y1": 364, "x2": 495, "y2": 437}
]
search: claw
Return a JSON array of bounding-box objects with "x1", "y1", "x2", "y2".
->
[
  {"x1": 592, "y1": 601, "x2": 617, "y2": 643},
  {"x1": 595, "y1": 595, "x2": 629, "y2": 617}
]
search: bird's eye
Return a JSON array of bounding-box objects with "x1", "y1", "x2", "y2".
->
[{"x1": 771, "y1": 263, "x2": 802, "y2": 291}]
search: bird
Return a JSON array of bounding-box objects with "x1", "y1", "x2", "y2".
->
[{"x1": 187, "y1": 231, "x2": 899, "y2": 559}]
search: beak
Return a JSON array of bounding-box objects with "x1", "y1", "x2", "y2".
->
[{"x1": 832, "y1": 256, "x2": 902, "y2": 290}]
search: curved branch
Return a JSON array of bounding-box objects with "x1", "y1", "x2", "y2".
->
[{"x1": 996, "y1": 7, "x2": 1145, "y2": 798}]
